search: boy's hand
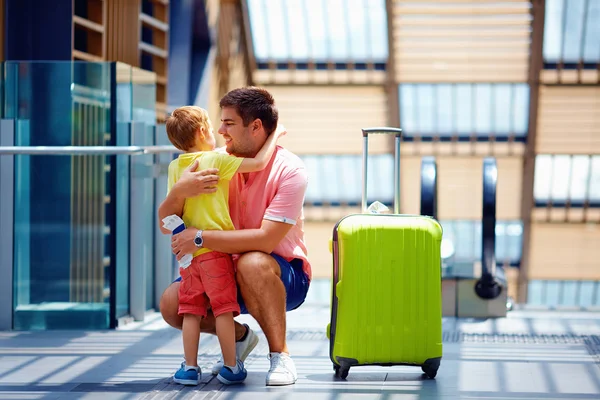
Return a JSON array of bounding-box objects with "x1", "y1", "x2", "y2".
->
[
  {"x1": 274, "y1": 123, "x2": 287, "y2": 138},
  {"x1": 172, "y1": 159, "x2": 219, "y2": 198},
  {"x1": 171, "y1": 228, "x2": 198, "y2": 260}
]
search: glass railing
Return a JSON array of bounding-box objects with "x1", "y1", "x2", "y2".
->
[{"x1": 0, "y1": 61, "x2": 176, "y2": 330}]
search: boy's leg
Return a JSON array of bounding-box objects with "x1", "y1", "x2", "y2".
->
[
  {"x1": 182, "y1": 314, "x2": 202, "y2": 367},
  {"x1": 160, "y1": 278, "x2": 248, "y2": 340},
  {"x1": 174, "y1": 262, "x2": 208, "y2": 385},
  {"x1": 199, "y1": 252, "x2": 240, "y2": 366},
  {"x1": 215, "y1": 312, "x2": 236, "y2": 367},
  {"x1": 178, "y1": 262, "x2": 208, "y2": 367},
  {"x1": 200, "y1": 252, "x2": 247, "y2": 384}
]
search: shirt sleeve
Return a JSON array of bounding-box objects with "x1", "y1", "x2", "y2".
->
[
  {"x1": 263, "y1": 167, "x2": 308, "y2": 226},
  {"x1": 213, "y1": 152, "x2": 244, "y2": 181},
  {"x1": 166, "y1": 159, "x2": 178, "y2": 193}
]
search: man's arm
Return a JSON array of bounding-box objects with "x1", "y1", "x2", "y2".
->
[
  {"x1": 171, "y1": 164, "x2": 307, "y2": 259},
  {"x1": 171, "y1": 220, "x2": 292, "y2": 258}
]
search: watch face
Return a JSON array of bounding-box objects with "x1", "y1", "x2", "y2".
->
[{"x1": 194, "y1": 232, "x2": 203, "y2": 247}]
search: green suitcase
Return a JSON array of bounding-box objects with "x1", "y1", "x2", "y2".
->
[{"x1": 327, "y1": 128, "x2": 443, "y2": 379}]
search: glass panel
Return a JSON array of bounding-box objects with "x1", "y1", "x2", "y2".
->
[
  {"x1": 527, "y1": 280, "x2": 600, "y2": 307},
  {"x1": 534, "y1": 155, "x2": 600, "y2": 205},
  {"x1": 300, "y1": 154, "x2": 393, "y2": 205},
  {"x1": 549, "y1": 155, "x2": 572, "y2": 202},
  {"x1": 582, "y1": 2, "x2": 600, "y2": 62},
  {"x1": 399, "y1": 83, "x2": 529, "y2": 138},
  {"x1": 112, "y1": 63, "x2": 158, "y2": 316},
  {"x1": 114, "y1": 121, "x2": 130, "y2": 320},
  {"x1": 142, "y1": 125, "x2": 156, "y2": 310},
  {"x1": 131, "y1": 67, "x2": 156, "y2": 311},
  {"x1": 439, "y1": 220, "x2": 523, "y2": 276},
  {"x1": 132, "y1": 67, "x2": 157, "y2": 125},
  {"x1": 5, "y1": 61, "x2": 113, "y2": 330},
  {"x1": 116, "y1": 62, "x2": 133, "y2": 123},
  {"x1": 533, "y1": 155, "x2": 552, "y2": 203},
  {"x1": 248, "y1": 0, "x2": 388, "y2": 63},
  {"x1": 544, "y1": 0, "x2": 600, "y2": 64},
  {"x1": 127, "y1": 123, "x2": 156, "y2": 311},
  {"x1": 589, "y1": 157, "x2": 600, "y2": 203}
]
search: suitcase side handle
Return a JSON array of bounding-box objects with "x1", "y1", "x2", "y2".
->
[{"x1": 361, "y1": 127, "x2": 402, "y2": 214}]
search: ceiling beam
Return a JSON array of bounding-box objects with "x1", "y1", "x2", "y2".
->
[{"x1": 518, "y1": 0, "x2": 546, "y2": 304}]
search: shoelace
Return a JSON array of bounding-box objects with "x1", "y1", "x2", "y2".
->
[{"x1": 268, "y1": 353, "x2": 291, "y2": 374}]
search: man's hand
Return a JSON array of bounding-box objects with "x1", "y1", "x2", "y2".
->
[
  {"x1": 173, "y1": 159, "x2": 219, "y2": 199},
  {"x1": 171, "y1": 227, "x2": 199, "y2": 260}
]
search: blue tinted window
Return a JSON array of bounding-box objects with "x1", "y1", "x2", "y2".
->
[
  {"x1": 247, "y1": 0, "x2": 388, "y2": 63},
  {"x1": 528, "y1": 280, "x2": 600, "y2": 307},
  {"x1": 440, "y1": 220, "x2": 523, "y2": 267},
  {"x1": 302, "y1": 154, "x2": 394, "y2": 205},
  {"x1": 399, "y1": 84, "x2": 530, "y2": 137},
  {"x1": 534, "y1": 155, "x2": 600, "y2": 205},
  {"x1": 543, "y1": 0, "x2": 600, "y2": 64}
]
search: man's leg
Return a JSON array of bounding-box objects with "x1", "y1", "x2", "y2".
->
[
  {"x1": 159, "y1": 281, "x2": 247, "y2": 339},
  {"x1": 235, "y1": 251, "x2": 311, "y2": 386},
  {"x1": 235, "y1": 252, "x2": 287, "y2": 353}
]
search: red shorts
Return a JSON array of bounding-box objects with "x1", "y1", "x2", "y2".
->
[{"x1": 178, "y1": 251, "x2": 240, "y2": 318}]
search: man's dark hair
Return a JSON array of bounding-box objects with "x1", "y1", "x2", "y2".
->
[{"x1": 219, "y1": 86, "x2": 279, "y2": 135}]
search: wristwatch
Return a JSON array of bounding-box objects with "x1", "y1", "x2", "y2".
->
[{"x1": 194, "y1": 230, "x2": 204, "y2": 248}]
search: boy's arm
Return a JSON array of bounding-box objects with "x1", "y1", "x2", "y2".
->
[
  {"x1": 158, "y1": 190, "x2": 186, "y2": 234},
  {"x1": 157, "y1": 159, "x2": 219, "y2": 234},
  {"x1": 236, "y1": 125, "x2": 286, "y2": 173}
]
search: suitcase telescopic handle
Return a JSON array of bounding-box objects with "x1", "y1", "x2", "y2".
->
[{"x1": 361, "y1": 127, "x2": 403, "y2": 214}]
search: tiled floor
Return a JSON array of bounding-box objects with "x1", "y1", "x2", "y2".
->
[{"x1": 1, "y1": 280, "x2": 600, "y2": 399}]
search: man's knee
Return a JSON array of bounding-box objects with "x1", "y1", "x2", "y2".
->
[
  {"x1": 159, "y1": 282, "x2": 183, "y2": 329},
  {"x1": 236, "y1": 252, "x2": 280, "y2": 282}
]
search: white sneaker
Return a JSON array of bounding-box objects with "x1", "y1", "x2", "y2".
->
[
  {"x1": 265, "y1": 352, "x2": 297, "y2": 386},
  {"x1": 211, "y1": 324, "x2": 259, "y2": 375}
]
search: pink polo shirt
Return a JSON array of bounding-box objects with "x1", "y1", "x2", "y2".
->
[{"x1": 227, "y1": 146, "x2": 312, "y2": 280}]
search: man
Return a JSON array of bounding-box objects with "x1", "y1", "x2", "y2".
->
[{"x1": 158, "y1": 87, "x2": 311, "y2": 386}]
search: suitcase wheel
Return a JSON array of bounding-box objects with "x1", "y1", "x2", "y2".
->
[
  {"x1": 334, "y1": 365, "x2": 349, "y2": 379},
  {"x1": 421, "y1": 357, "x2": 441, "y2": 379},
  {"x1": 421, "y1": 364, "x2": 438, "y2": 379}
]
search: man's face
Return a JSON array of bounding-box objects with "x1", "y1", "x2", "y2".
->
[
  {"x1": 204, "y1": 128, "x2": 216, "y2": 150},
  {"x1": 218, "y1": 107, "x2": 255, "y2": 157}
]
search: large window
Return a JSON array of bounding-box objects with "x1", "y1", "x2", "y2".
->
[
  {"x1": 399, "y1": 83, "x2": 530, "y2": 139},
  {"x1": 247, "y1": 0, "x2": 388, "y2": 67},
  {"x1": 528, "y1": 280, "x2": 600, "y2": 308},
  {"x1": 440, "y1": 220, "x2": 523, "y2": 269},
  {"x1": 543, "y1": 0, "x2": 600, "y2": 65},
  {"x1": 534, "y1": 155, "x2": 600, "y2": 206},
  {"x1": 302, "y1": 154, "x2": 394, "y2": 206}
]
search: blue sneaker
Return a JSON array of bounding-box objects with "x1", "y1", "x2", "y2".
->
[
  {"x1": 217, "y1": 360, "x2": 247, "y2": 385},
  {"x1": 173, "y1": 362, "x2": 200, "y2": 385}
]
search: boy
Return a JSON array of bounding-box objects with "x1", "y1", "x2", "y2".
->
[{"x1": 160, "y1": 106, "x2": 284, "y2": 385}]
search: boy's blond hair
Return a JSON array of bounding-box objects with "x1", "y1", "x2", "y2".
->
[{"x1": 166, "y1": 106, "x2": 213, "y2": 151}]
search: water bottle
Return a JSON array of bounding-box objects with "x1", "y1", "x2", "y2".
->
[{"x1": 162, "y1": 215, "x2": 193, "y2": 269}]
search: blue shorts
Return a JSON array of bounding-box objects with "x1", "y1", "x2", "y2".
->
[{"x1": 173, "y1": 253, "x2": 310, "y2": 315}]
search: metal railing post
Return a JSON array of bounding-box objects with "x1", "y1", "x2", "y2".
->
[{"x1": 0, "y1": 120, "x2": 15, "y2": 330}]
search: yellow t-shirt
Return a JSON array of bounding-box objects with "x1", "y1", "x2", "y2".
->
[{"x1": 167, "y1": 151, "x2": 243, "y2": 257}]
